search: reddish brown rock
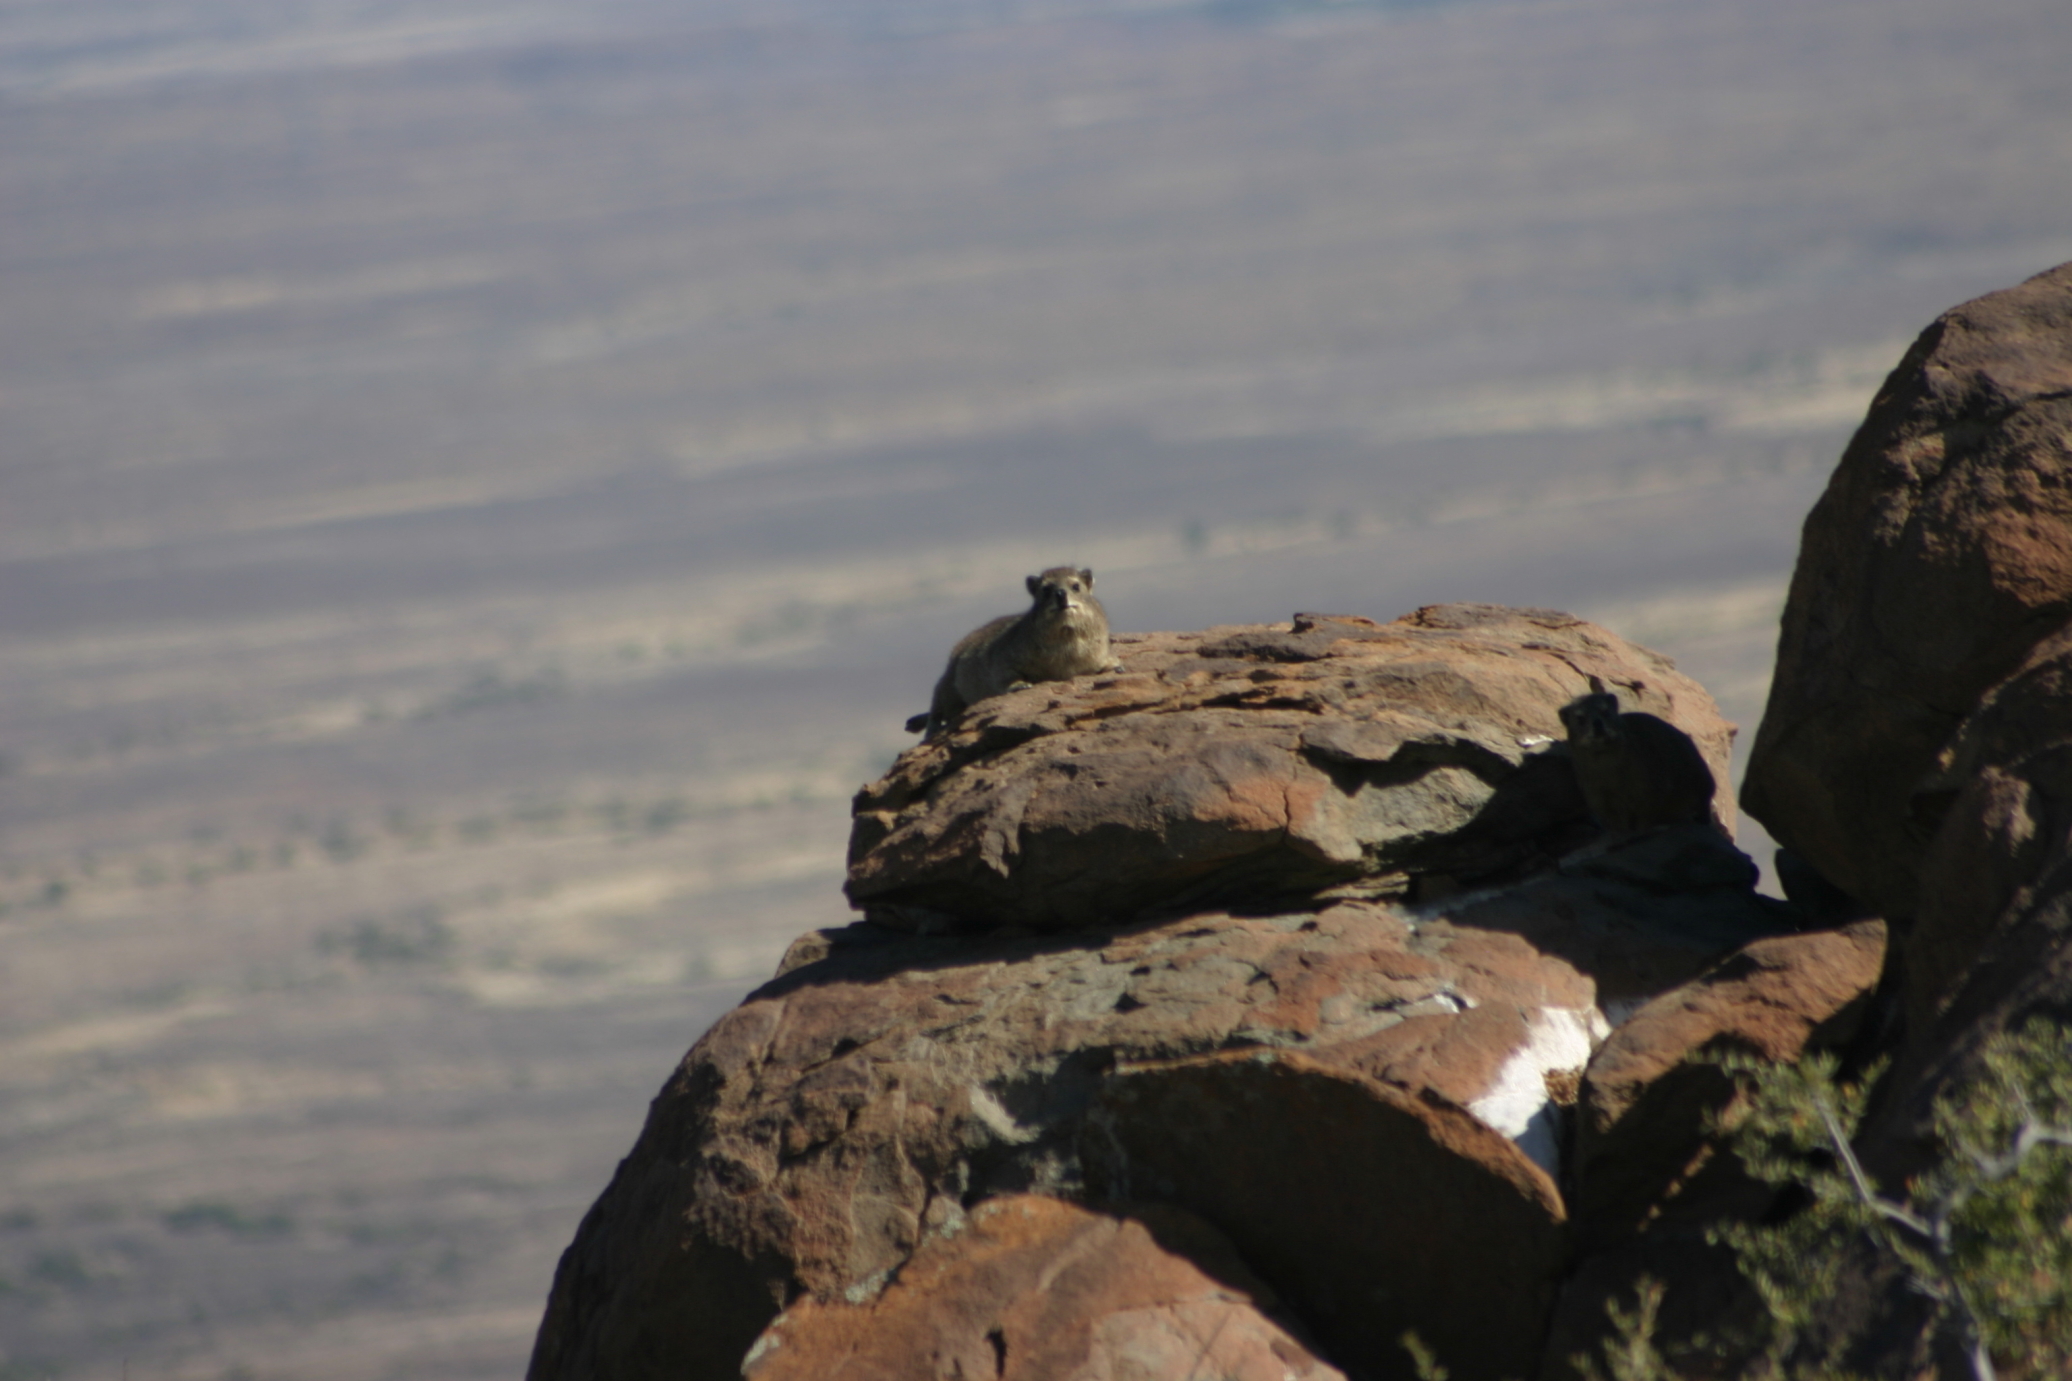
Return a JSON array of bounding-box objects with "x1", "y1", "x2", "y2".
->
[
  {"x1": 1778, "y1": 312, "x2": 2072, "y2": 1369},
  {"x1": 1904, "y1": 626, "x2": 2072, "y2": 1039},
  {"x1": 527, "y1": 859, "x2": 1788, "y2": 1381},
  {"x1": 1601, "y1": 263, "x2": 2072, "y2": 1379},
  {"x1": 1861, "y1": 739, "x2": 2072, "y2": 1177},
  {"x1": 1087, "y1": 1050, "x2": 1564, "y2": 1381},
  {"x1": 1570, "y1": 919, "x2": 1888, "y2": 1242},
  {"x1": 850, "y1": 605, "x2": 1737, "y2": 930},
  {"x1": 1790, "y1": 743, "x2": 2072, "y2": 1377},
  {"x1": 1742, "y1": 260, "x2": 2072, "y2": 920},
  {"x1": 531, "y1": 606, "x2": 1786, "y2": 1381},
  {"x1": 1537, "y1": 922, "x2": 1887, "y2": 1378},
  {"x1": 740, "y1": 1196, "x2": 1342, "y2": 1381}
]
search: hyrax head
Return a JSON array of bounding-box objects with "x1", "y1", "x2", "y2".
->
[
  {"x1": 1027, "y1": 566, "x2": 1096, "y2": 616},
  {"x1": 1558, "y1": 676, "x2": 1625, "y2": 746}
]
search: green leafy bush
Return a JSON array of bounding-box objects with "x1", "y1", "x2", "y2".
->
[{"x1": 1575, "y1": 1019, "x2": 2072, "y2": 1381}]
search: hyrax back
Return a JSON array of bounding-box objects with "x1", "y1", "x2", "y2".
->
[
  {"x1": 1557, "y1": 680, "x2": 1718, "y2": 835},
  {"x1": 905, "y1": 567, "x2": 1118, "y2": 739}
]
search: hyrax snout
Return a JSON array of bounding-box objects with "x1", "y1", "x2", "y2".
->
[
  {"x1": 1557, "y1": 677, "x2": 1719, "y2": 835},
  {"x1": 904, "y1": 566, "x2": 1120, "y2": 740}
]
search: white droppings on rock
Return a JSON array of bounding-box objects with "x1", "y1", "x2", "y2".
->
[
  {"x1": 842, "y1": 1268, "x2": 891, "y2": 1305},
  {"x1": 967, "y1": 1084, "x2": 1038, "y2": 1144},
  {"x1": 1467, "y1": 1004, "x2": 1609, "y2": 1177}
]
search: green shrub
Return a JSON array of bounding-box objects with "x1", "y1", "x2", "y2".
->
[{"x1": 1573, "y1": 1019, "x2": 2072, "y2": 1381}]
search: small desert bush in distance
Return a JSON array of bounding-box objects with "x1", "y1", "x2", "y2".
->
[{"x1": 1569, "y1": 1019, "x2": 2072, "y2": 1381}]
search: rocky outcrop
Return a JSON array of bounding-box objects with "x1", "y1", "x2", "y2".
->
[
  {"x1": 528, "y1": 865, "x2": 1799, "y2": 1381},
  {"x1": 850, "y1": 605, "x2": 1737, "y2": 930},
  {"x1": 531, "y1": 264, "x2": 2072, "y2": 1381},
  {"x1": 1903, "y1": 627, "x2": 2072, "y2": 1044},
  {"x1": 1570, "y1": 919, "x2": 1887, "y2": 1242},
  {"x1": 1683, "y1": 261, "x2": 2072, "y2": 1374},
  {"x1": 1823, "y1": 656, "x2": 2072, "y2": 1374},
  {"x1": 1742, "y1": 260, "x2": 2072, "y2": 921},
  {"x1": 1539, "y1": 921, "x2": 1888, "y2": 1376},
  {"x1": 740, "y1": 1196, "x2": 1344, "y2": 1381},
  {"x1": 529, "y1": 601, "x2": 1797, "y2": 1381}
]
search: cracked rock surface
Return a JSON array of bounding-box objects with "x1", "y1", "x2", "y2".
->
[
  {"x1": 529, "y1": 847, "x2": 1792, "y2": 1381},
  {"x1": 527, "y1": 602, "x2": 1796, "y2": 1381},
  {"x1": 740, "y1": 1195, "x2": 1345, "y2": 1381},
  {"x1": 1742, "y1": 260, "x2": 2072, "y2": 920},
  {"x1": 532, "y1": 267, "x2": 2072, "y2": 1381},
  {"x1": 849, "y1": 603, "x2": 1737, "y2": 930}
]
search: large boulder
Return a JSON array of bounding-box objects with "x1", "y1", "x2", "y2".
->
[
  {"x1": 740, "y1": 1196, "x2": 1344, "y2": 1381},
  {"x1": 1818, "y1": 695, "x2": 2072, "y2": 1373},
  {"x1": 1902, "y1": 626, "x2": 2072, "y2": 1043},
  {"x1": 1570, "y1": 919, "x2": 1888, "y2": 1244},
  {"x1": 1732, "y1": 757, "x2": 2072, "y2": 1377},
  {"x1": 1088, "y1": 1048, "x2": 1566, "y2": 1381},
  {"x1": 1539, "y1": 922, "x2": 1888, "y2": 1378},
  {"x1": 851, "y1": 604, "x2": 1738, "y2": 930},
  {"x1": 1657, "y1": 259, "x2": 2072, "y2": 1375},
  {"x1": 527, "y1": 846, "x2": 1790, "y2": 1381},
  {"x1": 1741, "y1": 261, "x2": 2072, "y2": 920},
  {"x1": 527, "y1": 601, "x2": 1792, "y2": 1381}
]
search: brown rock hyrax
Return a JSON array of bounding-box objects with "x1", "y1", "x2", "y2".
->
[
  {"x1": 1557, "y1": 677, "x2": 1718, "y2": 834},
  {"x1": 905, "y1": 567, "x2": 1119, "y2": 739}
]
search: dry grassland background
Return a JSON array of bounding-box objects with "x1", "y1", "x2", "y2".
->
[{"x1": 2, "y1": 0, "x2": 2070, "y2": 1374}]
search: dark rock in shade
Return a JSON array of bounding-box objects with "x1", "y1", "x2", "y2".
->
[
  {"x1": 1570, "y1": 919, "x2": 1887, "y2": 1241},
  {"x1": 1772, "y1": 846, "x2": 1870, "y2": 924},
  {"x1": 1741, "y1": 260, "x2": 2072, "y2": 921},
  {"x1": 1443, "y1": 824, "x2": 1797, "y2": 1021},
  {"x1": 1804, "y1": 732, "x2": 2072, "y2": 1374},
  {"x1": 1646, "y1": 259, "x2": 2072, "y2": 1376},
  {"x1": 1084, "y1": 1049, "x2": 1565, "y2": 1381},
  {"x1": 1892, "y1": 619, "x2": 2072, "y2": 1047},
  {"x1": 1906, "y1": 734, "x2": 2072, "y2": 1049},
  {"x1": 740, "y1": 1196, "x2": 1344, "y2": 1381},
  {"x1": 850, "y1": 604, "x2": 1737, "y2": 931},
  {"x1": 1539, "y1": 921, "x2": 1886, "y2": 1378}
]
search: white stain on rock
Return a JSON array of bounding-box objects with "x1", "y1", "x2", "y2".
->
[{"x1": 1467, "y1": 1004, "x2": 1609, "y2": 1177}]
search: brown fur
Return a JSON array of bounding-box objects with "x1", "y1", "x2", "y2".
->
[{"x1": 905, "y1": 567, "x2": 1118, "y2": 740}]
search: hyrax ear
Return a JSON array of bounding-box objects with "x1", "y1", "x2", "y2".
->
[
  {"x1": 1079, "y1": 568, "x2": 1094, "y2": 588},
  {"x1": 1026, "y1": 573, "x2": 1043, "y2": 597},
  {"x1": 1588, "y1": 675, "x2": 1609, "y2": 696}
]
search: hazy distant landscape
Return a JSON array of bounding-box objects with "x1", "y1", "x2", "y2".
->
[{"x1": 3, "y1": 0, "x2": 2070, "y2": 1375}]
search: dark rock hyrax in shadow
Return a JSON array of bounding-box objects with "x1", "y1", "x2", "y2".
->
[
  {"x1": 905, "y1": 567, "x2": 1119, "y2": 740},
  {"x1": 1557, "y1": 677, "x2": 1719, "y2": 835}
]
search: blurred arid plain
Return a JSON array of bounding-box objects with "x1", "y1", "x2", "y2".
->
[{"x1": 2, "y1": 0, "x2": 2070, "y2": 1374}]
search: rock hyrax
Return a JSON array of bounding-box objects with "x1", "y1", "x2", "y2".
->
[
  {"x1": 1557, "y1": 678, "x2": 1718, "y2": 834},
  {"x1": 905, "y1": 567, "x2": 1119, "y2": 739}
]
